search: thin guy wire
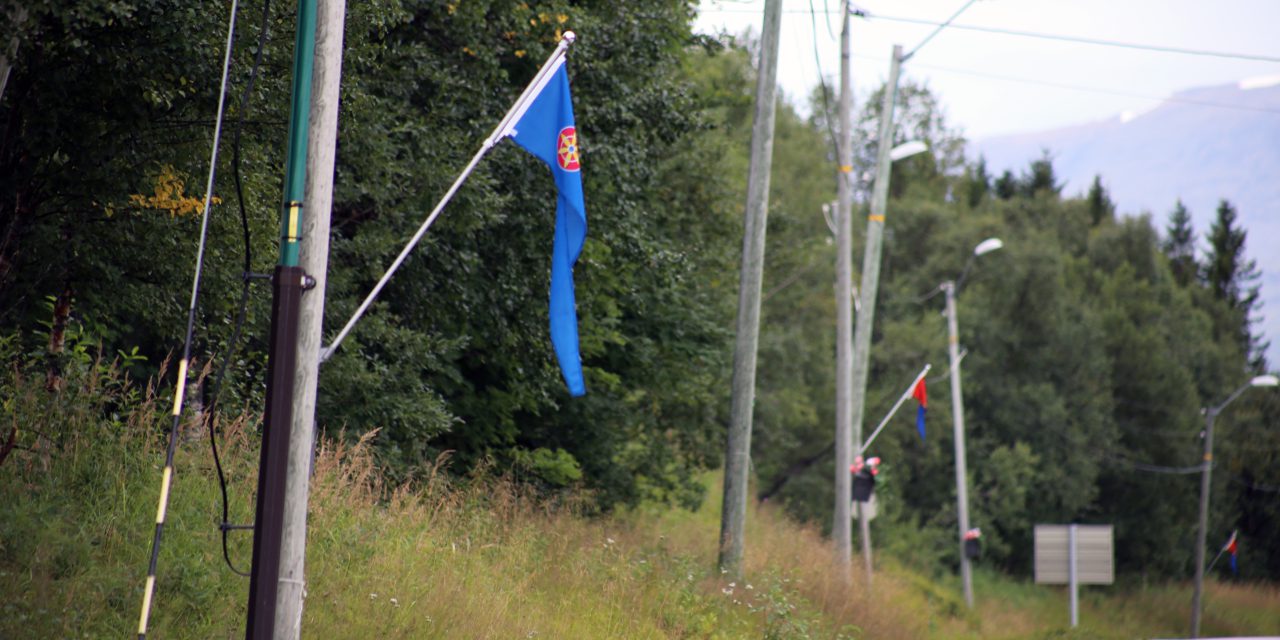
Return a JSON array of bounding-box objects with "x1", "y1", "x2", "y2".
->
[
  {"x1": 902, "y1": 0, "x2": 980, "y2": 61},
  {"x1": 137, "y1": 0, "x2": 239, "y2": 635}
]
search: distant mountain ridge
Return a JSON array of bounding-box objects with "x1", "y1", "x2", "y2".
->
[{"x1": 975, "y1": 78, "x2": 1280, "y2": 367}]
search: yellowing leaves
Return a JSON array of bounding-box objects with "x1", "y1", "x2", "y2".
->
[{"x1": 129, "y1": 165, "x2": 219, "y2": 217}]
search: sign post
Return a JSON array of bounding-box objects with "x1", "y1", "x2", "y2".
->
[{"x1": 1034, "y1": 524, "x2": 1114, "y2": 627}]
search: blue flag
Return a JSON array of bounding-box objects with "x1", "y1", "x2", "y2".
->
[{"x1": 509, "y1": 60, "x2": 587, "y2": 396}]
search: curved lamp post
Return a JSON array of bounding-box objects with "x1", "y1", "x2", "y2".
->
[
  {"x1": 943, "y1": 236, "x2": 1003, "y2": 609},
  {"x1": 1190, "y1": 373, "x2": 1279, "y2": 637}
]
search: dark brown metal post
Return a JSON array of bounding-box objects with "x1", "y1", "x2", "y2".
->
[{"x1": 245, "y1": 266, "x2": 306, "y2": 640}]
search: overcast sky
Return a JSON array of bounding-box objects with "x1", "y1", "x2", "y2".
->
[{"x1": 694, "y1": 0, "x2": 1280, "y2": 139}]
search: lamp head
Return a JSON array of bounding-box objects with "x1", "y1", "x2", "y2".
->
[
  {"x1": 889, "y1": 140, "x2": 928, "y2": 162},
  {"x1": 973, "y1": 237, "x2": 1004, "y2": 257},
  {"x1": 1250, "y1": 374, "x2": 1280, "y2": 387}
]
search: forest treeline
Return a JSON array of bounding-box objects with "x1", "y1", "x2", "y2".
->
[{"x1": 2, "y1": 0, "x2": 1276, "y2": 583}]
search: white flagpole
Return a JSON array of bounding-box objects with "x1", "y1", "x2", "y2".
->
[
  {"x1": 1206, "y1": 545, "x2": 1227, "y2": 574},
  {"x1": 321, "y1": 32, "x2": 577, "y2": 362},
  {"x1": 1206, "y1": 530, "x2": 1236, "y2": 573},
  {"x1": 857, "y1": 364, "x2": 931, "y2": 456}
]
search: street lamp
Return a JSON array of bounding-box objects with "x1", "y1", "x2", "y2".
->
[
  {"x1": 942, "y1": 236, "x2": 1003, "y2": 610},
  {"x1": 834, "y1": 131, "x2": 930, "y2": 584},
  {"x1": 1189, "y1": 373, "x2": 1279, "y2": 637}
]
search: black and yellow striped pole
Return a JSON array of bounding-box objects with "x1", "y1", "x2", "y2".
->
[
  {"x1": 244, "y1": 0, "x2": 316, "y2": 637},
  {"x1": 136, "y1": 0, "x2": 240, "y2": 636}
]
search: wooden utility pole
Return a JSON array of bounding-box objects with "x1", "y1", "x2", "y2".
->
[
  {"x1": 848, "y1": 44, "x2": 902, "y2": 584},
  {"x1": 943, "y1": 280, "x2": 974, "y2": 608},
  {"x1": 245, "y1": 0, "x2": 315, "y2": 636},
  {"x1": 718, "y1": 0, "x2": 783, "y2": 577},
  {"x1": 274, "y1": 0, "x2": 345, "y2": 635},
  {"x1": 832, "y1": 0, "x2": 855, "y2": 579}
]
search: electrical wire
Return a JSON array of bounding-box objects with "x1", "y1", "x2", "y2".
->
[
  {"x1": 866, "y1": 55, "x2": 1280, "y2": 117},
  {"x1": 807, "y1": 0, "x2": 839, "y2": 179},
  {"x1": 1124, "y1": 460, "x2": 1203, "y2": 475},
  {"x1": 698, "y1": 6, "x2": 1280, "y2": 63},
  {"x1": 137, "y1": 0, "x2": 240, "y2": 636},
  {"x1": 1232, "y1": 475, "x2": 1280, "y2": 493},
  {"x1": 203, "y1": 0, "x2": 275, "y2": 579},
  {"x1": 868, "y1": 13, "x2": 1280, "y2": 64}
]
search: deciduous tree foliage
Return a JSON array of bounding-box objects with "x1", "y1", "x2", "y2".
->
[
  {"x1": 2, "y1": 0, "x2": 741, "y2": 509},
  {"x1": 3, "y1": 1, "x2": 1276, "y2": 581},
  {"x1": 721, "y1": 69, "x2": 1276, "y2": 580}
]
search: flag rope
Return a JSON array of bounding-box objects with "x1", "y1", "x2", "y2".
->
[
  {"x1": 320, "y1": 32, "x2": 577, "y2": 363},
  {"x1": 858, "y1": 364, "x2": 931, "y2": 456}
]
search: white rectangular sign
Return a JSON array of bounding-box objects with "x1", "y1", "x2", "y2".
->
[{"x1": 1034, "y1": 524, "x2": 1114, "y2": 585}]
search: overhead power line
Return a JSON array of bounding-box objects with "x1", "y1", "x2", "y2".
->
[
  {"x1": 1126, "y1": 460, "x2": 1204, "y2": 475},
  {"x1": 698, "y1": 6, "x2": 1280, "y2": 63},
  {"x1": 852, "y1": 53, "x2": 1280, "y2": 117},
  {"x1": 1230, "y1": 475, "x2": 1280, "y2": 493},
  {"x1": 867, "y1": 14, "x2": 1280, "y2": 64}
]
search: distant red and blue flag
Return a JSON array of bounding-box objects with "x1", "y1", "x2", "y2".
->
[
  {"x1": 912, "y1": 377, "x2": 927, "y2": 440},
  {"x1": 1224, "y1": 530, "x2": 1239, "y2": 575}
]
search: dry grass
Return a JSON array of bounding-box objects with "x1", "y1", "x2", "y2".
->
[{"x1": 4, "y1": 362, "x2": 1280, "y2": 639}]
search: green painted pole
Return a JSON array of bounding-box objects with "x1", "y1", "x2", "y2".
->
[{"x1": 277, "y1": 0, "x2": 317, "y2": 267}]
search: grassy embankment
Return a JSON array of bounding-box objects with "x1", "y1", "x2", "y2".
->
[{"x1": 3, "y1": 363, "x2": 1278, "y2": 638}]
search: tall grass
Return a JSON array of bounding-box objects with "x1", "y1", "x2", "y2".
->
[{"x1": 3, "y1": 359, "x2": 1279, "y2": 638}]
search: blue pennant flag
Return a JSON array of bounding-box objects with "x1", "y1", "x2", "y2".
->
[{"x1": 508, "y1": 60, "x2": 587, "y2": 396}]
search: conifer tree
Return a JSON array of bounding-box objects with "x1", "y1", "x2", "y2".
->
[
  {"x1": 1086, "y1": 175, "x2": 1115, "y2": 227},
  {"x1": 1204, "y1": 199, "x2": 1267, "y2": 367},
  {"x1": 994, "y1": 169, "x2": 1017, "y2": 200},
  {"x1": 964, "y1": 156, "x2": 990, "y2": 208},
  {"x1": 1019, "y1": 150, "x2": 1062, "y2": 197},
  {"x1": 1162, "y1": 199, "x2": 1197, "y2": 287}
]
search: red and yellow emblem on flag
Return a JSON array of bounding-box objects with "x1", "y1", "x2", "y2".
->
[{"x1": 557, "y1": 126, "x2": 580, "y2": 171}]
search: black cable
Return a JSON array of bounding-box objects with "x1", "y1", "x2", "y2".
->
[
  {"x1": 807, "y1": 0, "x2": 839, "y2": 171},
  {"x1": 204, "y1": 0, "x2": 272, "y2": 579}
]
